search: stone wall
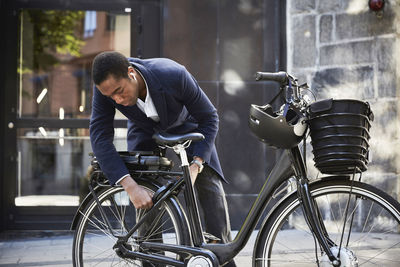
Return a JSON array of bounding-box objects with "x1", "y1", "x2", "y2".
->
[{"x1": 287, "y1": 0, "x2": 400, "y2": 198}]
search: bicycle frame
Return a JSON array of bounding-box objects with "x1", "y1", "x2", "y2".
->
[
  {"x1": 201, "y1": 147, "x2": 339, "y2": 265},
  {"x1": 111, "y1": 144, "x2": 342, "y2": 266}
]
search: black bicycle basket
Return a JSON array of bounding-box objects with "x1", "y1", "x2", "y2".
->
[{"x1": 307, "y1": 99, "x2": 374, "y2": 174}]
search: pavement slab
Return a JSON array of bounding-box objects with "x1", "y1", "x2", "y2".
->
[{"x1": 0, "y1": 230, "x2": 256, "y2": 266}]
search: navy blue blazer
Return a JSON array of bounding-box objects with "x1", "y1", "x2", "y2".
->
[{"x1": 90, "y1": 57, "x2": 224, "y2": 184}]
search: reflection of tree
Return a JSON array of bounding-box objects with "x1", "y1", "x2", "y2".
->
[{"x1": 23, "y1": 9, "x2": 85, "y2": 72}]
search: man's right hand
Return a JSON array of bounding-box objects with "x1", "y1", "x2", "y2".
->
[{"x1": 120, "y1": 175, "x2": 153, "y2": 209}]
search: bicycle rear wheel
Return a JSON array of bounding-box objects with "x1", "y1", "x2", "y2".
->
[
  {"x1": 72, "y1": 181, "x2": 190, "y2": 267},
  {"x1": 254, "y1": 177, "x2": 400, "y2": 267}
]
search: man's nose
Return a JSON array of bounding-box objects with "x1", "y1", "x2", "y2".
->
[{"x1": 114, "y1": 95, "x2": 123, "y2": 104}]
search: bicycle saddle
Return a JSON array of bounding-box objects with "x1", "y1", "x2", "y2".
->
[{"x1": 152, "y1": 132, "x2": 204, "y2": 146}]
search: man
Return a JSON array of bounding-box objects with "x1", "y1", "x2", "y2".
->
[{"x1": 90, "y1": 51, "x2": 236, "y2": 266}]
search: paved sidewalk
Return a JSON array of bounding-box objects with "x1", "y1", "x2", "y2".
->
[{"x1": 0, "y1": 230, "x2": 256, "y2": 266}]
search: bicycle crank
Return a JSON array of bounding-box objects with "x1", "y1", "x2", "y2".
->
[
  {"x1": 187, "y1": 255, "x2": 213, "y2": 267},
  {"x1": 320, "y1": 247, "x2": 358, "y2": 267}
]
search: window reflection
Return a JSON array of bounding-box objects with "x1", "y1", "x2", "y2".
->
[
  {"x1": 16, "y1": 8, "x2": 131, "y2": 206},
  {"x1": 16, "y1": 128, "x2": 127, "y2": 206},
  {"x1": 18, "y1": 10, "x2": 131, "y2": 119}
]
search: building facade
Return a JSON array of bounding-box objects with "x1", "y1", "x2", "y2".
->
[
  {"x1": 0, "y1": 0, "x2": 286, "y2": 231},
  {"x1": 286, "y1": 0, "x2": 400, "y2": 202}
]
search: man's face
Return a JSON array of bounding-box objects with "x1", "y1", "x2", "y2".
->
[{"x1": 97, "y1": 68, "x2": 139, "y2": 106}]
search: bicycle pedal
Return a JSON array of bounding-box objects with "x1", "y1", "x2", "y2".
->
[{"x1": 203, "y1": 232, "x2": 221, "y2": 243}]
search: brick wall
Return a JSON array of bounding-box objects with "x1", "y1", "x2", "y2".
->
[{"x1": 287, "y1": 0, "x2": 400, "y2": 198}]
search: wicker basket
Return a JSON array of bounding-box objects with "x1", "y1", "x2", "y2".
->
[{"x1": 308, "y1": 99, "x2": 374, "y2": 174}]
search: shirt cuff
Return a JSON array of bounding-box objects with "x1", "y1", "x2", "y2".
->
[{"x1": 115, "y1": 174, "x2": 130, "y2": 185}]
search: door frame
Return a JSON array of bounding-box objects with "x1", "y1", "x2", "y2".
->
[{"x1": 0, "y1": 0, "x2": 161, "y2": 231}]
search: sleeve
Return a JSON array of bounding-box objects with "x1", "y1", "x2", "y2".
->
[
  {"x1": 89, "y1": 85, "x2": 130, "y2": 185},
  {"x1": 178, "y1": 67, "x2": 219, "y2": 163}
]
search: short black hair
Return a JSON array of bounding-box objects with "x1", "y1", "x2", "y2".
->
[{"x1": 92, "y1": 51, "x2": 130, "y2": 85}]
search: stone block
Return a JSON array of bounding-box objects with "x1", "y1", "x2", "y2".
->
[
  {"x1": 290, "y1": 0, "x2": 316, "y2": 13},
  {"x1": 290, "y1": 70, "x2": 310, "y2": 85},
  {"x1": 368, "y1": 100, "x2": 399, "y2": 173},
  {"x1": 317, "y1": 0, "x2": 341, "y2": 13},
  {"x1": 363, "y1": 172, "x2": 399, "y2": 200},
  {"x1": 376, "y1": 37, "x2": 397, "y2": 97},
  {"x1": 311, "y1": 66, "x2": 374, "y2": 99},
  {"x1": 336, "y1": 9, "x2": 395, "y2": 40},
  {"x1": 339, "y1": 0, "x2": 368, "y2": 12},
  {"x1": 320, "y1": 40, "x2": 374, "y2": 66},
  {"x1": 319, "y1": 14, "x2": 333, "y2": 43},
  {"x1": 292, "y1": 15, "x2": 317, "y2": 68}
]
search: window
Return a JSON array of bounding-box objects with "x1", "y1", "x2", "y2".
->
[{"x1": 17, "y1": 9, "x2": 131, "y2": 206}]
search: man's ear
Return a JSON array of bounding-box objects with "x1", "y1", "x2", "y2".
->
[
  {"x1": 127, "y1": 66, "x2": 137, "y2": 81},
  {"x1": 127, "y1": 66, "x2": 135, "y2": 75}
]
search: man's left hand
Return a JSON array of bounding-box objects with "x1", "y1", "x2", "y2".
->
[{"x1": 189, "y1": 157, "x2": 203, "y2": 185}]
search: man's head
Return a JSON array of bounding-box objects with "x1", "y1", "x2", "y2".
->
[
  {"x1": 92, "y1": 51, "x2": 130, "y2": 85},
  {"x1": 92, "y1": 51, "x2": 142, "y2": 106}
]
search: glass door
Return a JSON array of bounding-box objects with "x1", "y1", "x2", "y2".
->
[{"x1": 16, "y1": 9, "x2": 131, "y2": 207}]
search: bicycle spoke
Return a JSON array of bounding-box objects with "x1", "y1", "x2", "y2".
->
[
  {"x1": 325, "y1": 194, "x2": 341, "y2": 234},
  {"x1": 361, "y1": 201, "x2": 374, "y2": 234},
  {"x1": 270, "y1": 237, "x2": 317, "y2": 262},
  {"x1": 358, "y1": 254, "x2": 400, "y2": 265},
  {"x1": 343, "y1": 196, "x2": 361, "y2": 247},
  {"x1": 86, "y1": 248, "x2": 118, "y2": 266},
  {"x1": 255, "y1": 257, "x2": 317, "y2": 264},
  {"x1": 118, "y1": 194, "x2": 128, "y2": 232},
  {"x1": 79, "y1": 211, "x2": 116, "y2": 241},
  {"x1": 258, "y1": 180, "x2": 400, "y2": 267},
  {"x1": 106, "y1": 196, "x2": 131, "y2": 233},
  {"x1": 74, "y1": 186, "x2": 187, "y2": 266},
  {"x1": 358, "y1": 240, "x2": 400, "y2": 266},
  {"x1": 286, "y1": 210, "x2": 314, "y2": 237},
  {"x1": 89, "y1": 216, "x2": 116, "y2": 238},
  {"x1": 351, "y1": 206, "x2": 385, "y2": 247}
]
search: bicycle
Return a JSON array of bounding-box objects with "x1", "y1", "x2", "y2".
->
[{"x1": 71, "y1": 71, "x2": 400, "y2": 266}]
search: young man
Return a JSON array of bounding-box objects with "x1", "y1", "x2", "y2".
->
[{"x1": 90, "y1": 51, "x2": 236, "y2": 266}]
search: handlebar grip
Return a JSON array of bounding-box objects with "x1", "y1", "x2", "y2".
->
[{"x1": 255, "y1": 71, "x2": 288, "y2": 84}]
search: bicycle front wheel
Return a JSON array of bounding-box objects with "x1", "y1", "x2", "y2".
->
[
  {"x1": 72, "y1": 181, "x2": 190, "y2": 267},
  {"x1": 254, "y1": 177, "x2": 400, "y2": 267}
]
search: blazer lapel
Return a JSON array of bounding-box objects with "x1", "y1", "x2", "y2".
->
[
  {"x1": 150, "y1": 88, "x2": 168, "y2": 130},
  {"x1": 133, "y1": 62, "x2": 168, "y2": 130}
]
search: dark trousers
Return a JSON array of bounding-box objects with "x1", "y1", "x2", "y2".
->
[
  {"x1": 139, "y1": 165, "x2": 236, "y2": 267},
  {"x1": 194, "y1": 166, "x2": 237, "y2": 267}
]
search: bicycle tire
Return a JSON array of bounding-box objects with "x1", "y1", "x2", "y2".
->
[
  {"x1": 72, "y1": 180, "x2": 191, "y2": 267},
  {"x1": 254, "y1": 177, "x2": 400, "y2": 267}
]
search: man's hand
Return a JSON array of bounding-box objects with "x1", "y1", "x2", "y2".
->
[
  {"x1": 120, "y1": 175, "x2": 153, "y2": 209},
  {"x1": 189, "y1": 156, "x2": 204, "y2": 185}
]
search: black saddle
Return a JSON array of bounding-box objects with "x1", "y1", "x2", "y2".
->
[{"x1": 152, "y1": 132, "x2": 205, "y2": 146}]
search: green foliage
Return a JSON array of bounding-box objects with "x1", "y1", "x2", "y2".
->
[{"x1": 24, "y1": 9, "x2": 85, "y2": 71}]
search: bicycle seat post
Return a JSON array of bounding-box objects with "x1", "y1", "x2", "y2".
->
[{"x1": 172, "y1": 143, "x2": 205, "y2": 247}]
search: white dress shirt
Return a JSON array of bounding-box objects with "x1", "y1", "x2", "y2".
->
[{"x1": 116, "y1": 69, "x2": 159, "y2": 184}]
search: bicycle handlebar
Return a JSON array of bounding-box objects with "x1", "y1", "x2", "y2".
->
[
  {"x1": 255, "y1": 71, "x2": 288, "y2": 84},
  {"x1": 255, "y1": 70, "x2": 309, "y2": 107}
]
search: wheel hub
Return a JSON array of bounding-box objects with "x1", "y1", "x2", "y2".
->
[
  {"x1": 187, "y1": 255, "x2": 213, "y2": 267},
  {"x1": 320, "y1": 247, "x2": 358, "y2": 267}
]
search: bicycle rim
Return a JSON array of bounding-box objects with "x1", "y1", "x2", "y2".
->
[
  {"x1": 73, "y1": 186, "x2": 187, "y2": 267},
  {"x1": 257, "y1": 180, "x2": 400, "y2": 267}
]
